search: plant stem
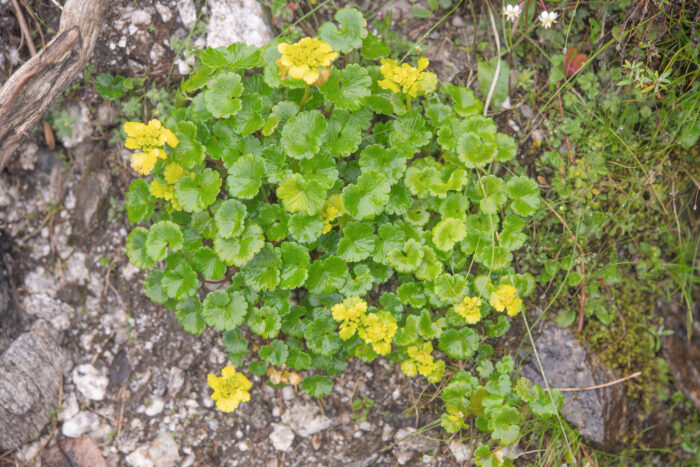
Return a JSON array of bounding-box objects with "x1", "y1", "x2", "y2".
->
[
  {"x1": 405, "y1": 94, "x2": 412, "y2": 113},
  {"x1": 300, "y1": 84, "x2": 311, "y2": 108}
]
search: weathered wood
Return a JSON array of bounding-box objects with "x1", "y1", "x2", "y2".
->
[
  {"x1": 0, "y1": 0, "x2": 109, "y2": 170},
  {"x1": 0, "y1": 328, "x2": 64, "y2": 450}
]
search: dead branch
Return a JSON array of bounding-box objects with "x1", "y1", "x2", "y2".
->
[{"x1": 0, "y1": 0, "x2": 109, "y2": 170}]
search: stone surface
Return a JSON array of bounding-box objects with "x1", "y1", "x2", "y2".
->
[
  {"x1": 59, "y1": 102, "x2": 93, "y2": 149},
  {"x1": 0, "y1": 246, "x2": 20, "y2": 355},
  {"x1": 125, "y1": 431, "x2": 181, "y2": 467},
  {"x1": 663, "y1": 333, "x2": 700, "y2": 412},
  {"x1": 392, "y1": 427, "x2": 440, "y2": 465},
  {"x1": 206, "y1": 0, "x2": 275, "y2": 48},
  {"x1": 22, "y1": 293, "x2": 74, "y2": 332},
  {"x1": 62, "y1": 411, "x2": 99, "y2": 438},
  {"x1": 0, "y1": 329, "x2": 64, "y2": 450},
  {"x1": 281, "y1": 401, "x2": 332, "y2": 437},
  {"x1": 269, "y1": 423, "x2": 295, "y2": 452},
  {"x1": 449, "y1": 440, "x2": 472, "y2": 463},
  {"x1": 42, "y1": 435, "x2": 107, "y2": 467},
  {"x1": 71, "y1": 170, "x2": 112, "y2": 235},
  {"x1": 519, "y1": 320, "x2": 626, "y2": 450},
  {"x1": 72, "y1": 364, "x2": 110, "y2": 401}
]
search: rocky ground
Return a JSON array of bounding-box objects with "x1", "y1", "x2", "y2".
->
[{"x1": 1, "y1": 0, "x2": 698, "y2": 466}]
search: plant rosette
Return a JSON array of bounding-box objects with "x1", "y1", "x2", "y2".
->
[{"x1": 123, "y1": 8, "x2": 558, "y2": 456}]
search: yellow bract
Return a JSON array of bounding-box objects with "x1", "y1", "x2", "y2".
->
[
  {"x1": 207, "y1": 365, "x2": 252, "y2": 413},
  {"x1": 332, "y1": 297, "x2": 397, "y2": 355},
  {"x1": 332, "y1": 296, "x2": 367, "y2": 340},
  {"x1": 378, "y1": 57, "x2": 438, "y2": 98},
  {"x1": 164, "y1": 162, "x2": 188, "y2": 185},
  {"x1": 277, "y1": 37, "x2": 339, "y2": 85},
  {"x1": 454, "y1": 296, "x2": 483, "y2": 324},
  {"x1": 149, "y1": 179, "x2": 174, "y2": 200},
  {"x1": 489, "y1": 285, "x2": 522, "y2": 317},
  {"x1": 319, "y1": 195, "x2": 345, "y2": 233},
  {"x1": 124, "y1": 119, "x2": 178, "y2": 176},
  {"x1": 401, "y1": 341, "x2": 444, "y2": 383},
  {"x1": 358, "y1": 311, "x2": 397, "y2": 356}
]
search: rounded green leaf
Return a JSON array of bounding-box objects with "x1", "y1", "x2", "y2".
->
[
  {"x1": 241, "y1": 243, "x2": 281, "y2": 292},
  {"x1": 304, "y1": 317, "x2": 341, "y2": 355},
  {"x1": 126, "y1": 179, "x2": 154, "y2": 224},
  {"x1": 506, "y1": 176, "x2": 540, "y2": 217},
  {"x1": 145, "y1": 221, "x2": 183, "y2": 262},
  {"x1": 175, "y1": 297, "x2": 206, "y2": 334},
  {"x1": 259, "y1": 340, "x2": 289, "y2": 366},
  {"x1": 287, "y1": 348, "x2": 312, "y2": 370},
  {"x1": 214, "y1": 223, "x2": 265, "y2": 267},
  {"x1": 288, "y1": 213, "x2": 324, "y2": 243},
  {"x1": 277, "y1": 174, "x2": 327, "y2": 215},
  {"x1": 161, "y1": 262, "x2": 198, "y2": 299},
  {"x1": 247, "y1": 306, "x2": 281, "y2": 338},
  {"x1": 226, "y1": 154, "x2": 265, "y2": 199},
  {"x1": 337, "y1": 221, "x2": 375, "y2": 262},
  {"x1": 432, "y1": 218, "x2": 467, "y2": 252},
  {"x1": 202, "y1": 289, "x2": 247, "y2": 331},
  {"x1": 174, "y1": 168, "x2": 222, "y2": 213},
  {"x1": 126, "y1": 227, "x2": 156, "y2": 269},
  {"x1": 320, "y1": 65, "x2": 371, "y2": 111},
  {"x1": 359, "y1": 144, "x2": 407, "y2": 183},
  {"x1": 170, "y1": 121, "x2": 205, "y2": 169},
  {"x1": 279, "y1": 241, "x2": 310, "y2": 289},
  {"x1": 438, "y1": 328, "x2": 479, "y2": 360},
  {"x1": 305, "y1": 256, "x2": 347, "y2": 295},
  {"x1": 301, "y1": 375, "x2": 334, "y2": 398},
  {"x1": 143, "y1": 269, "x2": 168, "y2": 304},
  {"x1": 341, "y1": 170, "x2": 390, "y2": 220},
  {"x1": 214, "y1": 199, "x2": 247, "y2": 239},
  {"x1": 204, "y1": 71, "x2": 243, "y2": 118},
  {"x1": 281, "y1": 110, "x2": 327, "y2": 159},
  {"x1": 318, "y1": 8, "x2": 367, "y2": 53},
  {"x1": 193, "y1": 246, "x2": 226, "y2": 280}
]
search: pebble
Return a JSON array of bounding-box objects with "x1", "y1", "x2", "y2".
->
[
  {"x1": 449, "y1": 440, "x2": 472, "y2": 463},
  {"x1": 62, "y1": 411, "x2": 99, "y2": 438},
  {"x1": 452, "y1": 15, "x2": 465, "y2": 28},
  {"x1": 281, "y1": 402, "x2": 332, "y2": 437},
  {"x1": 72, "y1": 364, "x2": 110, "y2": 401},
  {"x1": 125, "y1": 432, "x2": 181, "y2": 467},
  {"x1": 145, "y1": 398, "x2": 165, "y2": 416},
  {"x1": 155, "y1": 2, "x2": 173, "y2": 23},
  {"x1": 168, "y1": 367, "x2": 185, "y2": 397},
  {"x1": 269, "y1": 424, "x2": 294, "y2": 452}
]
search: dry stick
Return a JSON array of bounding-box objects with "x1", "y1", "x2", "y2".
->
[
  {"x1": 11, "y1": 0, "x2": 37, "y2": 56},
  {"x1": 76, "y1": 394, "x2": 138, "y2": 435},
  {"x1": 115, "y1": 385, "x2": 127, "y2": 442},
  {"x1": 482, "y1": 4, "x2": 501, "y2": 116},
  {"x1": 547, "y1": 371, "x2": 642, "y2": 393}
]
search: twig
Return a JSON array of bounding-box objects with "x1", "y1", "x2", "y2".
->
[
  {"x1": 11, "y1": 0, "x2": 37, "y2": 56},
  {"x1": 115, "y1": 385, "x2": 127, "y2": 442},
  {"x1": 76, "y1": 394, "x2": 138, "y2": 435},
  {"x1": 483, "y1": 3, "x2": 501, "y2": 116},
  {"x1": 547, "y1": 371, "x2": 641, "y2": 392}
]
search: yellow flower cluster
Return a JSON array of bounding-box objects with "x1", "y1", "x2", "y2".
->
[
  {"x1": 319, "y1": 195, "x2": 345, "y2": 234},
  {"x1": 357, "y1": 311, "x2": 398, "y2": 356},
  {"x1": 332, "y1": 297, "x2": 397, "y2": 355},
  {"x1": 124, "y1": 119, "x2": 178, "y2": 175},
  {"x1": 378, "y1": 57, "x2": 438, "y2": 98},
  {"x1": 489, "y1": 285, "x2": 522, "y2": 317},
  {"x1": 454, "y1": 296, "x2": 483, "y2": 324},
  {"x1": 149, "y1": 162, "x2": 191, "y2": 211},
  {"x1": 400, "y1": 341, "x2": 445, "y2": 383},
  {"x1": 267, "y1": 366, "x2": 302, "y2": 386},
  {"x1": 277, "y1": 37, "x2": 339, "y2": 85},
  {"x1": 207, "y1": 365, "x2": 252, "y2": 413}
]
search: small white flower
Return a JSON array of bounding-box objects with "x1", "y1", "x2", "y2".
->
[
  {"x1": 539, "y1": 10, "x2": 557, "y2": 29},
  {"x1": 503, "y1": 4, "x2": 521, "y2": 22}
]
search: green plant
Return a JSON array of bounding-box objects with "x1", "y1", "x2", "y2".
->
[
  {"x1": 50, "y1": 109, "x2": 77, "y2": 139},
  {"x1": 123, "y1": 8, "x2": 559, "y2": 457},
  {"x1": 351, "y1": 395, "x2": 375, "y2": 423}
]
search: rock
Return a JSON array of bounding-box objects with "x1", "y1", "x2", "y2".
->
[
  {"x1": 42, "y1": 435, "x2": 107, "y2": 467},
  {"x1": 59, "y1": 102, "x2": 93, "y2": 148},
  {"x1": 392, "y1": 427, "x2": 440, "y2": 465},
  {"x1": 168, "y1": 367, "x2": 185, "y2": 397},
  {"x1": 177, "y1": 0, "x2": 197, "y2": 29},
  {"x1": 110, "y1": 349, "x2": 131, "y2": 387},
  {"x1": 18, "y1": 141, "x2": 38, "y2": 170},
  {"x1": 0, "y1": 329, "x2": 64, "y2": 450},
  {"x1": 281, "y1": 401, "x2": 332, "y2": 437},
  {"x1": 269, "y1": 423, "x2": 294, "y2": 452},
  {"x1": 451, "y1": 15, "x2": 465, "y2": 28},
  {"x1": 72, "y1": 364, "x2": 110, "y2": 401},
  {"x1": 145, "y1": 398, "x2": 165, "y2": 416},
  {"x1": 449, "y1": 440, "x2": 472, "y2": 463},
  {"x1": 126, "y1": 432, "x2": 181, "y2": 467},
  {"x1": 23, "y1": 293, "x2": 74, "y2": 331},
  {"x1": 71, "y1": 170, "x2": 112, "y2": 235},
  {"x1": 155, "y1": 2, "x2": 173, "y2": 23},
  {"x1": 519, "y1": 321, "x2": 626, "y2": 450},
  {"x1": 663, "y1": 333, "x2": 700, "y2": 411},
  {"x1": 62, "y1": 411, "x2": 99, "y2": 438},
  {"x1": 206, "y1": 0, "x2": 275, "y2": 48},
  {"x1": 58, "y1": 393, "x2": 80, "y2": 422}
]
